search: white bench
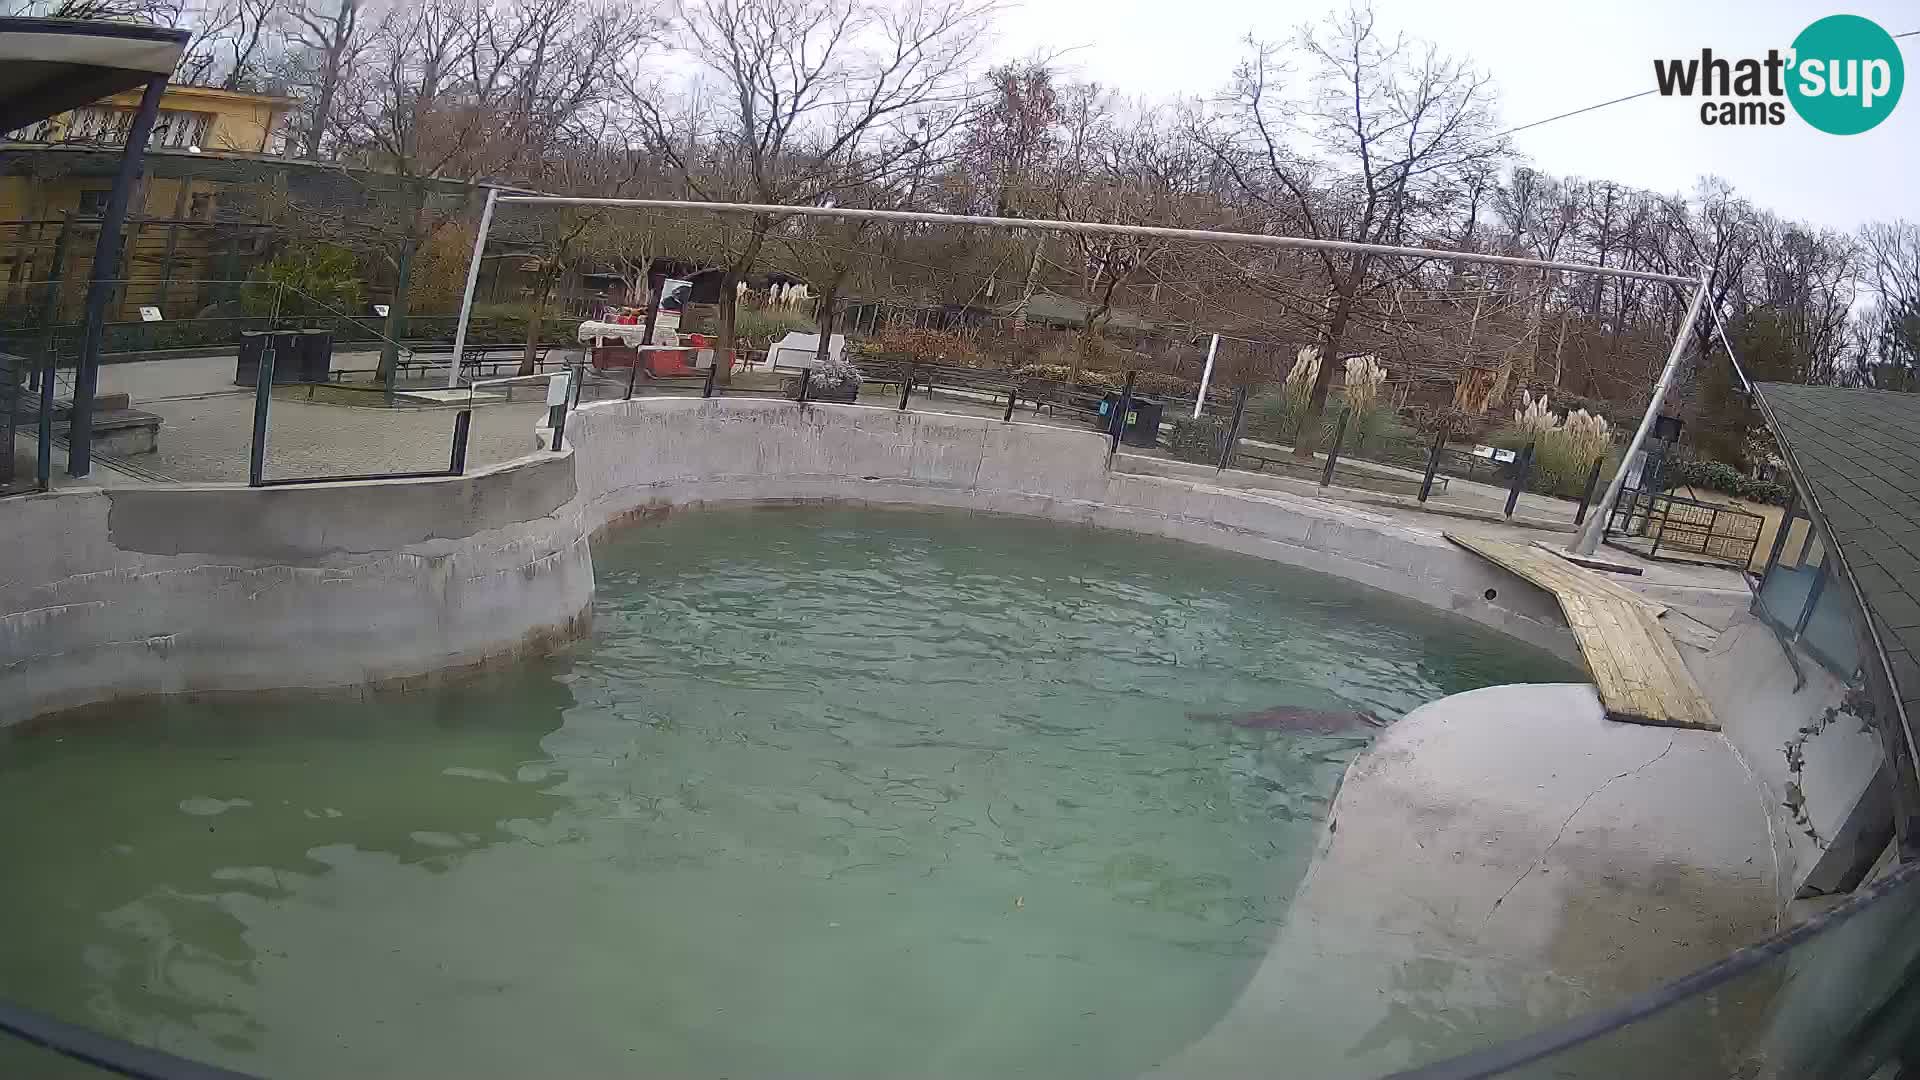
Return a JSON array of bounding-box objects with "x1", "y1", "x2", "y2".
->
[{"x1": 765, "y1": 332, "x2": 845, "y2": 371}]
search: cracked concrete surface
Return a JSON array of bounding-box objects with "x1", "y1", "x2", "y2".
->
[{"x1": 1152, "y1": 683, "x2": 1777, "y2": 1079}]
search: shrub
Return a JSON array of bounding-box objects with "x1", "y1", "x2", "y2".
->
[
  {"x1": 1489, "y1": 393, "x2": 1619, "y2": 499},
  {"x1": 243, "y1": 242, "x2": 362, "y2": 322},
  {"x1": 1011, "y1": 363, "x2": 1123, "y2": 391},
  {"x1": 732, "y1": 306, "x2": 814, "y2": 346},
  {"x1": 868, "y1": 326, "x2": 984, "y2": 366},
  {"x1": 812, "y1": 354, "x2": 863, "y2": 393},
  {"x1": 1664, "y1": 459, "x2": 1793, "y2": 506},
  {"x1": 1165, "y1": 415, "x2": 1229, "y2": 465}
]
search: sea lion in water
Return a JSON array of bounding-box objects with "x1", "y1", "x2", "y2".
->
[{"x1": 1190, "y1": 705, "x2": 1384, "y2": 734}]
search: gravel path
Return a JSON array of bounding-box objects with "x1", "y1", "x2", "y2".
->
[{"x1": 140, "y1": 395, "x2": 549, "y2": 482}]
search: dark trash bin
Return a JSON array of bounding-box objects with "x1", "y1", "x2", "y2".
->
[
  {"x1": 1098, "y1": 392, "x2": 1164, "y2": 447},
  {"x1": 234, "y1": 331, "x2": 305, "y2": 386},
  {"x1": 294, "y1": 329, "x2": 334, "y2": 382},
  {"x1": 1123, "y1": 396, "x2": 1164, "y2": 447}
]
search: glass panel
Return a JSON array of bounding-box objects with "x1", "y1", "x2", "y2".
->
[
  {"x1": 1801, "y1": 575, "x2": 1863, "y2": 675},
  {"x1": 1759, "y1": 540, "x2": 1821, "y2": 629},
  {"x1": 1391, "y1": 862, "x2": 1920, "y2": 1079},
  {"x1": 1757, "y1": 529, "x2": 1861, "y2": 678}
]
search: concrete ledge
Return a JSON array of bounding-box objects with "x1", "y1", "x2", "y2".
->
[
  {"x1": 5, "y1": 395, "x2": 1577, "y2": 721},
  {"x1": 0, "y1": 453, "x2": 594, "y2": 726}
]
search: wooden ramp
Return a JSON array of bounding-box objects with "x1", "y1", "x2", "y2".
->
[{"x1": 1447, "y1": 533, "x2": 1718, "y2": 730}]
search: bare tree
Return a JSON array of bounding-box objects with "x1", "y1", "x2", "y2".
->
[
  {"x1": 285, "y1": 0, "x2": 362, "y2": 159},
  {"x1": 1859, "y1": 220, "x2": 1920, "y2": 387},
  {"x1": 633, "y1": 0, "x2": 993, "y2": 381},
  {"x1": 178, "y1": 0, "x2": 283, "y2": 90},
  {"x1": 1205, "y1": 6, "x2": 1507, "y2": 454}
]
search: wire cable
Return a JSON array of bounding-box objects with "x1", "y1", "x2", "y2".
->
[{"x1": 1486, "y1": 89, "x2": 1659, "y2": 143}]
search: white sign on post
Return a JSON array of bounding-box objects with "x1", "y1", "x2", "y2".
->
[
  {"x1": 373, "y1": 304, "x2": 390, "y2": 318},
  {"x1": 546, "y1": 372, "x2": 571, "y2": 407},
  {"x1": 138, "y1": 306, "x2": 163, "y2": 322}
]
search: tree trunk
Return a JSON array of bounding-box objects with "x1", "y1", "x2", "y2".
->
[
  {"x1": 1294, "y1": 262, "x2": 1365, "y2": 458},
  {"x1": 378, "y1": 241, "x2": 414, "y2": 385},
  {"x1": 1550, "y1": 307, "x2": 1570, "y2": 390},
  {"x1": 1071, "y1": 273, "x2": 1121, "y2": 388},
  {"x1": 813, "y1": 281, "x2": 840, "y2": 366},
  {"x1": 521, "y1": 269, "x2": 556, "y2": 376},
  {"x1": 715, "y1": 226, "x2": 769, "y2": 387},
  {"x1": 305, "y1": 66, "x2": 338, "y2": 159},
  {"x1": 716, "y1": 278, "x2": 739, "y2": 386}
]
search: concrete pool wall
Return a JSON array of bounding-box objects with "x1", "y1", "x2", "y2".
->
[
  {"x1": 0, "y1": 452, "x2": 593, "y2": 726},
  {"x1": 567, "y1": 396, "x2": 1579, "y2": 661},
  {"x1": 2, "y1": 395, "x2": 1578, "y2": 724}
]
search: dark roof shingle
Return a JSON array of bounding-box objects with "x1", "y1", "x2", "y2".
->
[{"x1": 1758, "y1": 382, "x2": 1920, "y2": 710}]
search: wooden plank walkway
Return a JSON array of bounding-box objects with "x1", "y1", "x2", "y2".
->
[{"x1": 1447, "y1": 533, "x2": 1719, "y2": 730}]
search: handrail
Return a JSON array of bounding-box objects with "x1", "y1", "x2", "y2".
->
[
  {"x1": 0, "y1": 998, "x2": 259, "y2": 1080},
  {"x1": 1387, "y1": 856, "x2": 1920, "y2": 1079},
  {"x1": 2, "y1": 857, "x2": 1914, "y2": 1080}
]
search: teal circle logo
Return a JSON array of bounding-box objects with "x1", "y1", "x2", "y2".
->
[{"x1": 1787, "y1": 15, "x2": 1903, "y2": 135}]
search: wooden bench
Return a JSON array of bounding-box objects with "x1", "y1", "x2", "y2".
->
[{"x1": 392, "y1": 345, "x2": 568, "y2": 382}]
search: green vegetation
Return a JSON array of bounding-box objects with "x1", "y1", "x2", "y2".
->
[
  {"x1": 1663, "y1": 460, "x2": 1793, "y2": 507},
  {"x1": 1164, "y1": 415, "x2": 1230, "y2": 465},
  {"x1": 242, "y1": 243, "x2": 363, "y2": 322}
]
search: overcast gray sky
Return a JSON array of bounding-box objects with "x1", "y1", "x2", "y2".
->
[{"x1": 992, "y1": 0, "x2": 1917, "y2": 232}]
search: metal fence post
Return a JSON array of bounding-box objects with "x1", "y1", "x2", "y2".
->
[
  {"x1": 1002, "y1": 383, "x2": 1017, "y2": 422},
  {"x1": 1320, "y1": 407, "x2": 1351, "y2": 487},
  {"x1": 1215, "y1": 386, "x2": 1249, "y2": 471},
  {"x1": 702, "y1": 359, "x2": 719, "y2": 398},
  {"x1": 546, "y1": 371, "x2": 568, "y2": 451},
  {"x1": 449, "y1": 409, "x2": 472, "y2": 474},
  {"x1": 899, "y1": 363, "x2": 913, "y2": 410},
  {"x1": 1418, "y1": 426, "x2": 1447, "y2": 503},
  {"x1": 247, "y1": 346, "x2": 275, "y2": 486},
  {"x1": 796, "y1": 368, "x2": 812, "y2": 405},
  {"x1": 34, "y1": 349, "x2": 56, "y2": 492},
  {"x1": 1108, "y1": 370, "x2": 1137, "y2": 459},
  {"x1": 1573, "y1": 456, "x2": 1606, "y2": 526},
  {"x1": 32, "y1": 211, "x2": 72, "y2": 394},
  {"x1": 625, "y1": 356, "x2": 640, "y2": 400},
  {"x1": 1505, "y1": 440, "x2": 1536, "y2": 518}
]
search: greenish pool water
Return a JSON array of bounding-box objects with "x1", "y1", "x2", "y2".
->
[{"x1": 0, "y1": 507, "x2": 1575, "y2": 1078}]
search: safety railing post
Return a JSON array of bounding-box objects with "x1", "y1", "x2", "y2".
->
[
  {"x1": 796, "y1": 368, "x2": 812, "y2": 405},
  {"x1": 1320, "y1": 407, "x2": 1351, "y2": 488},
  {"x1": 1215, "y1": 386, "x2": 1249, "y2": 471},
  {"x1": 1505, "y1": 440, "x2": 1536, "y2": 518},
  {"x1": 449, "y1": 409, "x2": 471, "y2": 474},
  {"x1": 1574, "y1": 456, "x2": 1606, "y2": 526},
  {"x1": 1107, "y1": 370, "x2": 1137, "y2": 460},
  {"x1": 1418, "y1": 425, "x2": 1447, "y2": 503},
  {"x1": 1002, "y1": 383, "x2": 1017, "y2": 422},
  {"x1": 899, "y1": 364, "x2": 913, "y2": 410},
  {"x1": 248, "y1": 346, "x2": 274, "y2": 487},
  {"x1": 702, "y1": 359, "x2": 719, "y2": 398},
  {"x1": 546, "y1": 371, "x2": 569, "y2": 451},
  {"x1": 625, "y1": 356, "x2": 640, "y2": 400}
]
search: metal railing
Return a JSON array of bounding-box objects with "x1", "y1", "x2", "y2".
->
[
  {"x1": 2, "y1": 849, "x2": 1913, "y2": 1079},
  {"x1": 1605, "y1": 487, "x2": 1766, "y2": 568}
]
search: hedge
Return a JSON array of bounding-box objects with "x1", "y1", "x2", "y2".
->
[{"x1": 1662, "y1": 459, "x2": 1793, "y2": 507}]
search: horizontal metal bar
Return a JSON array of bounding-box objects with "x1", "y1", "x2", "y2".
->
[
  {"x1": 493, "y1": 197, "x2": 1695, "y2": 286},
  {"x1": 0, "y1": 996, "x2": 259, "y2": 1080},
  {"x1": 253, "y1": 468, "x2": 457, "y2": 487},
  {"x1": 470, "y1": 372, "x2": 563, "y2": 391}
]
